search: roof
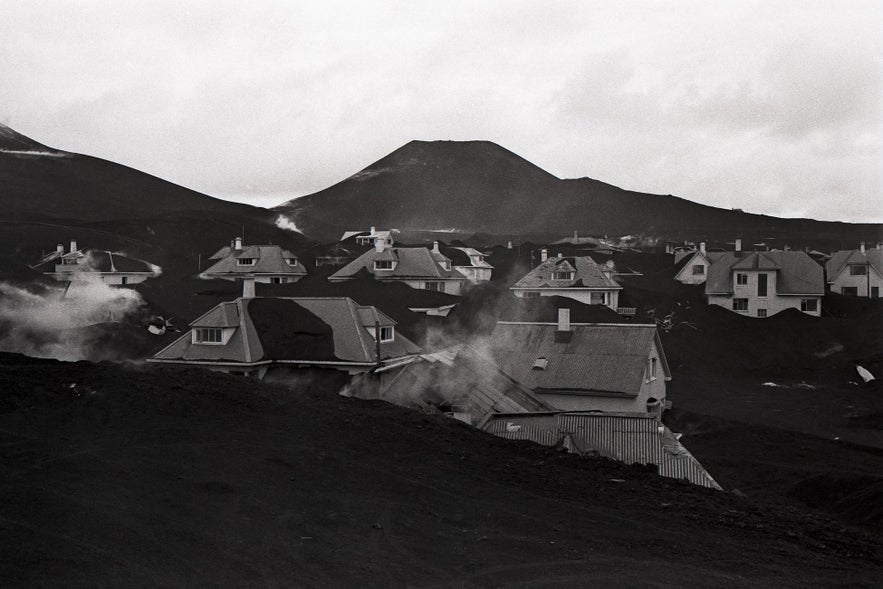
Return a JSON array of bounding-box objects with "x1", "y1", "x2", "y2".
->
[
  {"x1": 32, "y1": 249, "x2": 155, "y2": 273},
  {"x1": 201, "y1": 244, "x2": 307, "y2": 277},
  {"x1": 487, "y1": 322, "x2": 670, "y2": 396},
  {"x1": 825, "y1": 248, "x2": 883, "y2": 281},
  {"x1": 329, "y1": 247, "x2": 466, "y2": 281},
  {"x1": 152, "y1": 297, "x2": 421, "y2": 365},
  {"x1": 512, "y1": 256, "x2": 621, "y2": 290},
  {"x1": 705, "y1": 251, "x2": 824, "y2": 295},
  {"x1": 673, "y1": 250, "x2": 726, "y2": 273},
  {"x1": 449, "y1": 247, "x2": 493, "y2": 269}
]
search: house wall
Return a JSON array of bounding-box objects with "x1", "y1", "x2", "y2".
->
[
  {"x1": 393, "y1": 278, "x2": 464, "y2": 296},
  {"x1": 454, "y1": 266, "x2": 493, "y2": 283},
  {"x1": 829, "y1": 267, "x2": 883, "y2": 297},
  {"x1": 512, "y1": 288, "x2": 619, "y2": 310},
  {"x1": 47, "y1": 271, "x2": 150, "y2": 285},
  {"x1": 254, "y1": 275, "x2": 304, "y2": 284},
  {"x1": 708, "y1": 292, "x2": 821, "y2": 317},
  {"x1": 674, "y1": 255, "x2": 708, "y2": 285}
]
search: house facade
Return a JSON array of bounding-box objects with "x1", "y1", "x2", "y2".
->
[
  {"x1": 705, "y1": 247, "x2": 824, "y2": 317},
  {"x1": 487, "y1": 309, "x2": 671, "y2": 416},
  {"x1": 328, "y1": 240, "x2": 467, "y2": 295},
  {"x1": 674, "y1": 242, "x2": 725, "y2": 285},
  {"x1": 201, "y1": 237, "x2": 307, "y2": 284},
  {"x1": 825, "y1": 244, "x2": 883, "y2": 298},
  {"x1": 148, "y1": 296, "x2": 421, "y2": 381},
  {"x1": 444, "y1": 246, "x2": 493, "y2": 283},
  {"x1": 34, "y1": 240, "x2": 158, "y2": 285},
  {"x1": 510, "y1": 251, "x2": 622, "y2": 309}
]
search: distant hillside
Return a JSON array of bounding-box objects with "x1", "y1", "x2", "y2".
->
[
  {"x1": 276, "y1": 140, "x2": 882, "y2": 246},
  {"x1": 0, "y1": 123, "x2": 311, "y2": 278}
]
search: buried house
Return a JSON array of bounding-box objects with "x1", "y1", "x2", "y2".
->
[
  {"x1": 200, "y1": 237, "x2": 307, "y2": 285},
  {"x1": 825, "y1": 243, "x2": 883, "y2": 298},
  {"x1": 32, "y1": 240, "x2": 159, "y2": 285},
  {"x1": 148, "y1": 297, "x2": 421, "y2": 387},
  {"x1": 673, "y1": 242, "x2": 726, "y2": 285},
  {"x1": 510, "y1": 250, "x2": 623, "y2": 310},
  {"x1": 487, "y1": 309, "x2": 671, "y2": 416}
]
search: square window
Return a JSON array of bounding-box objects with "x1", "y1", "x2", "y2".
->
[
  {"x1": 692, "y1": 265, "x2": 705, "y2": 275},
  {"x1": 379, "y1": 326, "x2": 394, "y2": 342},
  {"x1": 801, "y1": 299, "x2": 818, "y2": 312},
  {"x1": 425, "y1": 281, "x2": 445, "y2": 292},
  {"x1": 736, "y1": 273, "x2": 748, "y2": 285},
  {"x1": 732, "y1": 298, "x2": 748, "y2": 311},
  {"x1": 757, "y1": 309, "x2": 767, "y2": 318},
  {"x1": 374, "y1": 260, "x2": 393, "y2": 270},
  {"x1": 850, "y1": 265, "x2": 868, "y2": 276}
]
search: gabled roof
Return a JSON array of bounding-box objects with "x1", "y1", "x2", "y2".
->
[
  {"x1": 488, "y1": 322, "x2": 670, "y2": 396},
  {"x1": 673, "y1": 250, "x2": 726, "y2": 274},
  {"x1": 450, "y1": 247, "x2": 493, "y2": 269},
  {"x1": 32, "y1": 249, "x2": 155, "y2": 273},
  {"x1": 705, "y1": 251, "x2": 824, "y2": 295},
  {"x1": 329, "y1": 247, "x2": 466, "y2": 281},
  {"x1": 202, "y1": 244, "x2": 307, "y2": 277},
  {"x1": 825, "y1": 249, "x2": 883, "y2": 281},
  {"x1": 152, "y1": 297, "x2": 421, "y2": 365},
  {"x1": 512, "y1": 256, "x2": 621, "y2": 290}
]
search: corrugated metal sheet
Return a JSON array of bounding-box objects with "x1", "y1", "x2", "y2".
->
[{"x1": 484, "y1": 412, "x2": 721, "y2": 490}]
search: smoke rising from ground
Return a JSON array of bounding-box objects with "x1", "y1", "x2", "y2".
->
[
  {"x1": 275, "y1": 214, "x2": 302, "y2": 233},
  {"x1": 0, "y1": 278, "x2": 145, "y2": 361}
]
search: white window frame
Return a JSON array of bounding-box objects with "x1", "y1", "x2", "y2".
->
[
  {"x1": 646, "y1": 357, "x2": 657, "y2": 382},
  {"x1": 285, "y1": 258, "x2": 299, "y2": 266},
  {"x1": 732, "y1": 298, "x2": 748, "y2": 311},
  {"x1": 800, "y1": 298, "x2": 818, "y2": 312},
  {"x1": 194, "y1": 327, "x2": 224, "y2": 344},
  {"x1": 237, "y1": 258, "x2": 256, "y2": 266},
  {"x1": 757, "y1": 308, "x2": 767, "y2": 318},
  {"x1": 379, "y1": 326, "x2": 394, "y2": 342},
  {"x1": 552, "y1": 271, "x2": 575, "y2": 281},
  {"x1": 736, "y1": 273, "x2": 748, "y2": 285},
  {"x1": 692, "y1": 264, "x2": 705, "y2": 275},
  {"x1": 374, "y1": 260, "x2": 394, "y2": 271},
  {"x1": 425, "y1": 281, "x2": 445, "y2": 292}
]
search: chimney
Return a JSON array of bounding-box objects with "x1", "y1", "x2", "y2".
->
[
  {"x1": 860, "y1": 242, "x2": 866, "y2": 254},
  {"x1": 734, "y1": 238, "x2": 742, "y2": 252},
  {"x1": 432, "y1": 241, "x2": 440, "y2": 253},
  {"x1": 507, "y1": 240, "x2": 512, "y2": 249},
  {"x1": 234, "y1": 236, "x2": 243, "y2": 250},
  {"x1": 573, "y1": 230, "x2": 578, "y2": 242},
  {"x1": 540, "y1": 248, "x2": 548, "y2": 262},
  {"x1": 557, "y1": 308, "x2": 571, "y2": 332},
  {"x1": 242, "y1": 277, "x2": 255, "y2": 298},
  {"x1": 56, "y1": 243, "x2": 64, "y2": 254},
  {"x1": 557, "y1": 252, "x2": 563, "y2": 260},
  {"x1": 699, "y1": 242, "x2": 706, "y2": 255},
  {"x1": 877, "y1": 243, "x2": 882, "y2": 250},
  {"x1": 374, "y1": 236, "x2": 387, "y2": 253},
  {"x1": 370, "y1": 226, "x2": 376, "y2": 235},
  {"x1": 70, "y1": 240, "x2": 77, "y2": 253}
]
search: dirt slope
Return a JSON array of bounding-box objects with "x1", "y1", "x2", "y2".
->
[{"x1": 1, "y1": 354, "x2": 879, "y2": 587}]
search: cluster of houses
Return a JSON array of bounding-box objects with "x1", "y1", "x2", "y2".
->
[{"x1": 34, "y1": 229, "x2": 880, "y2": 490}]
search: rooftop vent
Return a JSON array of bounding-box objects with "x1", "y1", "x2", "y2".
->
[{"x1": 532, "y1": 357, "x2": 548, "y2": 371}]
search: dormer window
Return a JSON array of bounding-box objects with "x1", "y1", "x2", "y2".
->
[
  {"x1": 552, "y1": 271, "x2": 574, "y2": 281},
  {"x1": 62, "y1": 257, "x2": 78, "y2": 265},
  {"x1": 374, "y1": 260, "x2": 394, "y2": 270},
  {"x1": 441, "y1": 261, "x2": 451, "y2": 270},
  {"x1": 379, "y1": 326, "x2": 394, "y2": 342},
  {"x1": 285, "y1": 258, "x2": 299, "y2": 266},
  {"x1": 646, "y1": 357, "x2": 658, "y2": 381},
  {"x1": 237, "y1": 258, "x2": 256, "y2": 266},
  {"x1": 194, "y1": 328, "x2": 224, "y2": 344},
  {"x1": 532, "y1": 357, "x2": 548, "y2": 371}
]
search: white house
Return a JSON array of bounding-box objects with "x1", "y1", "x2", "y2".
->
[
  {"x1": 201, "y1": 237, "x2": 307, "y2": 286},
  {"x1": 443, "y1": 246, "x2": 493, "y2": 283},
  {"x1": 328, "y1": 239, "x2": 467, "y2": 295},
  {"x1": 487, "y1": 308, "x2": 671, "y2": 417},
  {"x1": 33, "y1": 240, "x2": 159, "y2": 285},
  {"x1": 510, "y1": 250, "x2": 622, "y2": 310},
  {"x1": 674, "y1": 242, "x2": 726, "y2": 285},
  {"x1": 705, "y1": 241, "x2": 824, "y2": 317},
  {"x1": 825, "y1": 243, "x2": 883, "y2": 298}
]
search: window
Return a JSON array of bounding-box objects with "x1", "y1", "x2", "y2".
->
[
  {"x1": 757, "y1": 273, "x2": 768, "y2": 297},
  {"x1": 532, "y1": 357, "x2": 548, "y2": 371},
  {"x1": 736, "y1": 273, "x2": 748, "y2": 285},
  {"x1": 237, "y1": 258, "x2": 256, "y2": 266},
  {"x1": 591, "y1": 292, "x2": 606, "y2": 305},
  {"x1": 842, "y1": 287, "x2": 858, "y2": 296},
  {"x1": 425, "y1": 281, "x2": 445, "y2": 292},
  {"x1": 647, "y1": 358, "x2": 657, "y2": 381},
  {"x1": 271, "y1": 277, "x2": 288, "y2": 284},
  {"x1": 121, "y1": 276, "x2": 128, "y2": 285},
  {"x1": 552, "y1": 271, "x2": 575, "y2": 280},
  {"x1": 374, "y1": 260, "x2": 393, "y2": 270},
  {"x1": 850, "y1": 265, "x2": 868, "y2": 276},
  {"x1": 732, "y1": 298, "x2": 748, "y2": 311},
  {"x1": 757, "y1": 309, "x2": 767, "y2": 318},
  {"x1": 195, "y1": 328, "x2": 223, "y2": 344},
  {"x1": 440, "y1": 261, "x2": 451, "y2": 271},
  {"x1": 801, "y1": 299, "x2": 818, "y2": 312},
  {"x1": 523, "y1": 291, "x2": 540, "y2": 298},
  {"x1": 379, "y1": 326, "x2": 394, "y2": 342},
  {"x1": 285, "y1": 258, "x2": 299, "y2": 266},
  {"x1": 873, "y1": 287, "x2": 880, "y2": 298},
  {"x1": 692, "y1": 264, "x2": 705, "y2": 275},
  {"x1": 63, "y1": 257, "x2": 78, "y2": 265}
]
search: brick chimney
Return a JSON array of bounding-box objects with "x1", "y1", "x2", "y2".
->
[
  {"x1": 557, "y1": 308, "x2": 571, "y2": 332},
  {"x1": 234, "y1": 236, "x2": 243, "y2": 250}
]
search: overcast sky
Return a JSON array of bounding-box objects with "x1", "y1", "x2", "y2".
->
[{"x1": 1, "y1": 0, "x2": 880, "y2": 222}]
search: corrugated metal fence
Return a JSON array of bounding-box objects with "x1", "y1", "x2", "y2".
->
[{"x1": 485, "y1": 413, "x2": 721, "y2": 490}]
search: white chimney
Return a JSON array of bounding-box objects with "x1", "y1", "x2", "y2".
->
[
  {"x1": 242, "y1": 277, "x2": 255, "y2": 298},
  {"x1": 375, "y1": 237, "x2": 386, "y2": 253},
  {"x1": 877, "y1": 243, "x2": 882, "y2": 250},
  {"x1": 56, "y1": 243, "x2": 64, "y2": 254},
  {"x1": 370, "y1": 226, "x2": 376, "y2": 235},
  {"x1": 734, "y1": 238, "x2": 742, "y2": 252},
  {"x1": 70, "y1": 240, "x2": 77, "y2": 253},
  {"x1": 234, "y1": 236, "x2": 243, "y2": 250},
  {"x1": 540, "y1": 248, "x2": 548, "y2": 262},
  {"x1": 507, "y1": 241, "x2": 513, "y2": 249},
  {"x1": 557, "y1": 308, "x2": 571, "y2": 332},
  {"x1": 860, "y1": 242, "x2": 866, "y2": 254},
  {"x1": 557, "y1": 252, "x2": 563, "y2": 260},
  {"x1": 699, "y1": 242, "x2": 706, "y2": 255},
  {"x1": 432, "y1": 241, "x2": 439, "y2": 253}
]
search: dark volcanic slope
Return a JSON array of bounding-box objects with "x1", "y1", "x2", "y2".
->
[
  {"x1": 1, "y1": 354, "x2": 879, "y2": 587},
  {"x1": 0, "y1": 123, "x2": 268, "y2": 223},
  {"x1": 276, "y1": 140, "x2": 882, "y2": 244}
]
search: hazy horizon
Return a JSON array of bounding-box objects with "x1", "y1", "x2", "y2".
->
[{"x1": 2, "y1": 1, "x2": 880, "y2": 223}]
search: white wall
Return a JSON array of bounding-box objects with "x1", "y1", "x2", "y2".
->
[
  {"x1": 675, "y1": 254, "x2": 709, "y2": 285},
  {"x1": 829, "y1": 268, "x2": 883, "y2": 297},
  {"x1": 513, "y1": 288, "x2": 619, "y2": 309}
]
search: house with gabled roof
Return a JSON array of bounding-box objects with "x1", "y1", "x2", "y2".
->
[
  {"x1": 510, "y1": 250, "x2": 622, "y2": 309},
  {"x1": 487, "y1": 309, "x2": 671, "y2": 416},
  {"x1": 673, "y1": 242, "x2": 726, "y2": 285},
  {"x1": 825, "y1": 243, "x2": 883, "y2": 298},
  {"x1": 328, "y1": 240, "x2": 467, "y2": 295},
  {"x1": 705, "y1": 243, "x2": 824, "y2": 317},
  {"x1": 441, "y1": 246, "x2": 493, "y2": 283},
  {"x1": 148, "y1": 296, "x2": 421, "y2": 381},
  {"x1": 339, "y1": 226, "x2": 395, "y2": 248},
  {"x1": 201, "y1": 237, "x2": 307, "y2": 285},
  {"x1": 32, "y1": 240, "x2": 159, "y2": 285}
]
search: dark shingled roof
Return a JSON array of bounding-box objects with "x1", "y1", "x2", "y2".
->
[
  {"x1": 825, "y1": 249, "x2": 883, "y2": 281},
  {"x1": 512, "y1": 256, "x2": 621, "y2": 290},
  {"x1": 329, "y1": 247, "x2": 466, "y2": 281},
  {"x1": 705, "y1": 251, "x2": 824, "y2": 295},
  {"x1": 202, "y1": 244, "x2": 307, "y2": 277}
]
